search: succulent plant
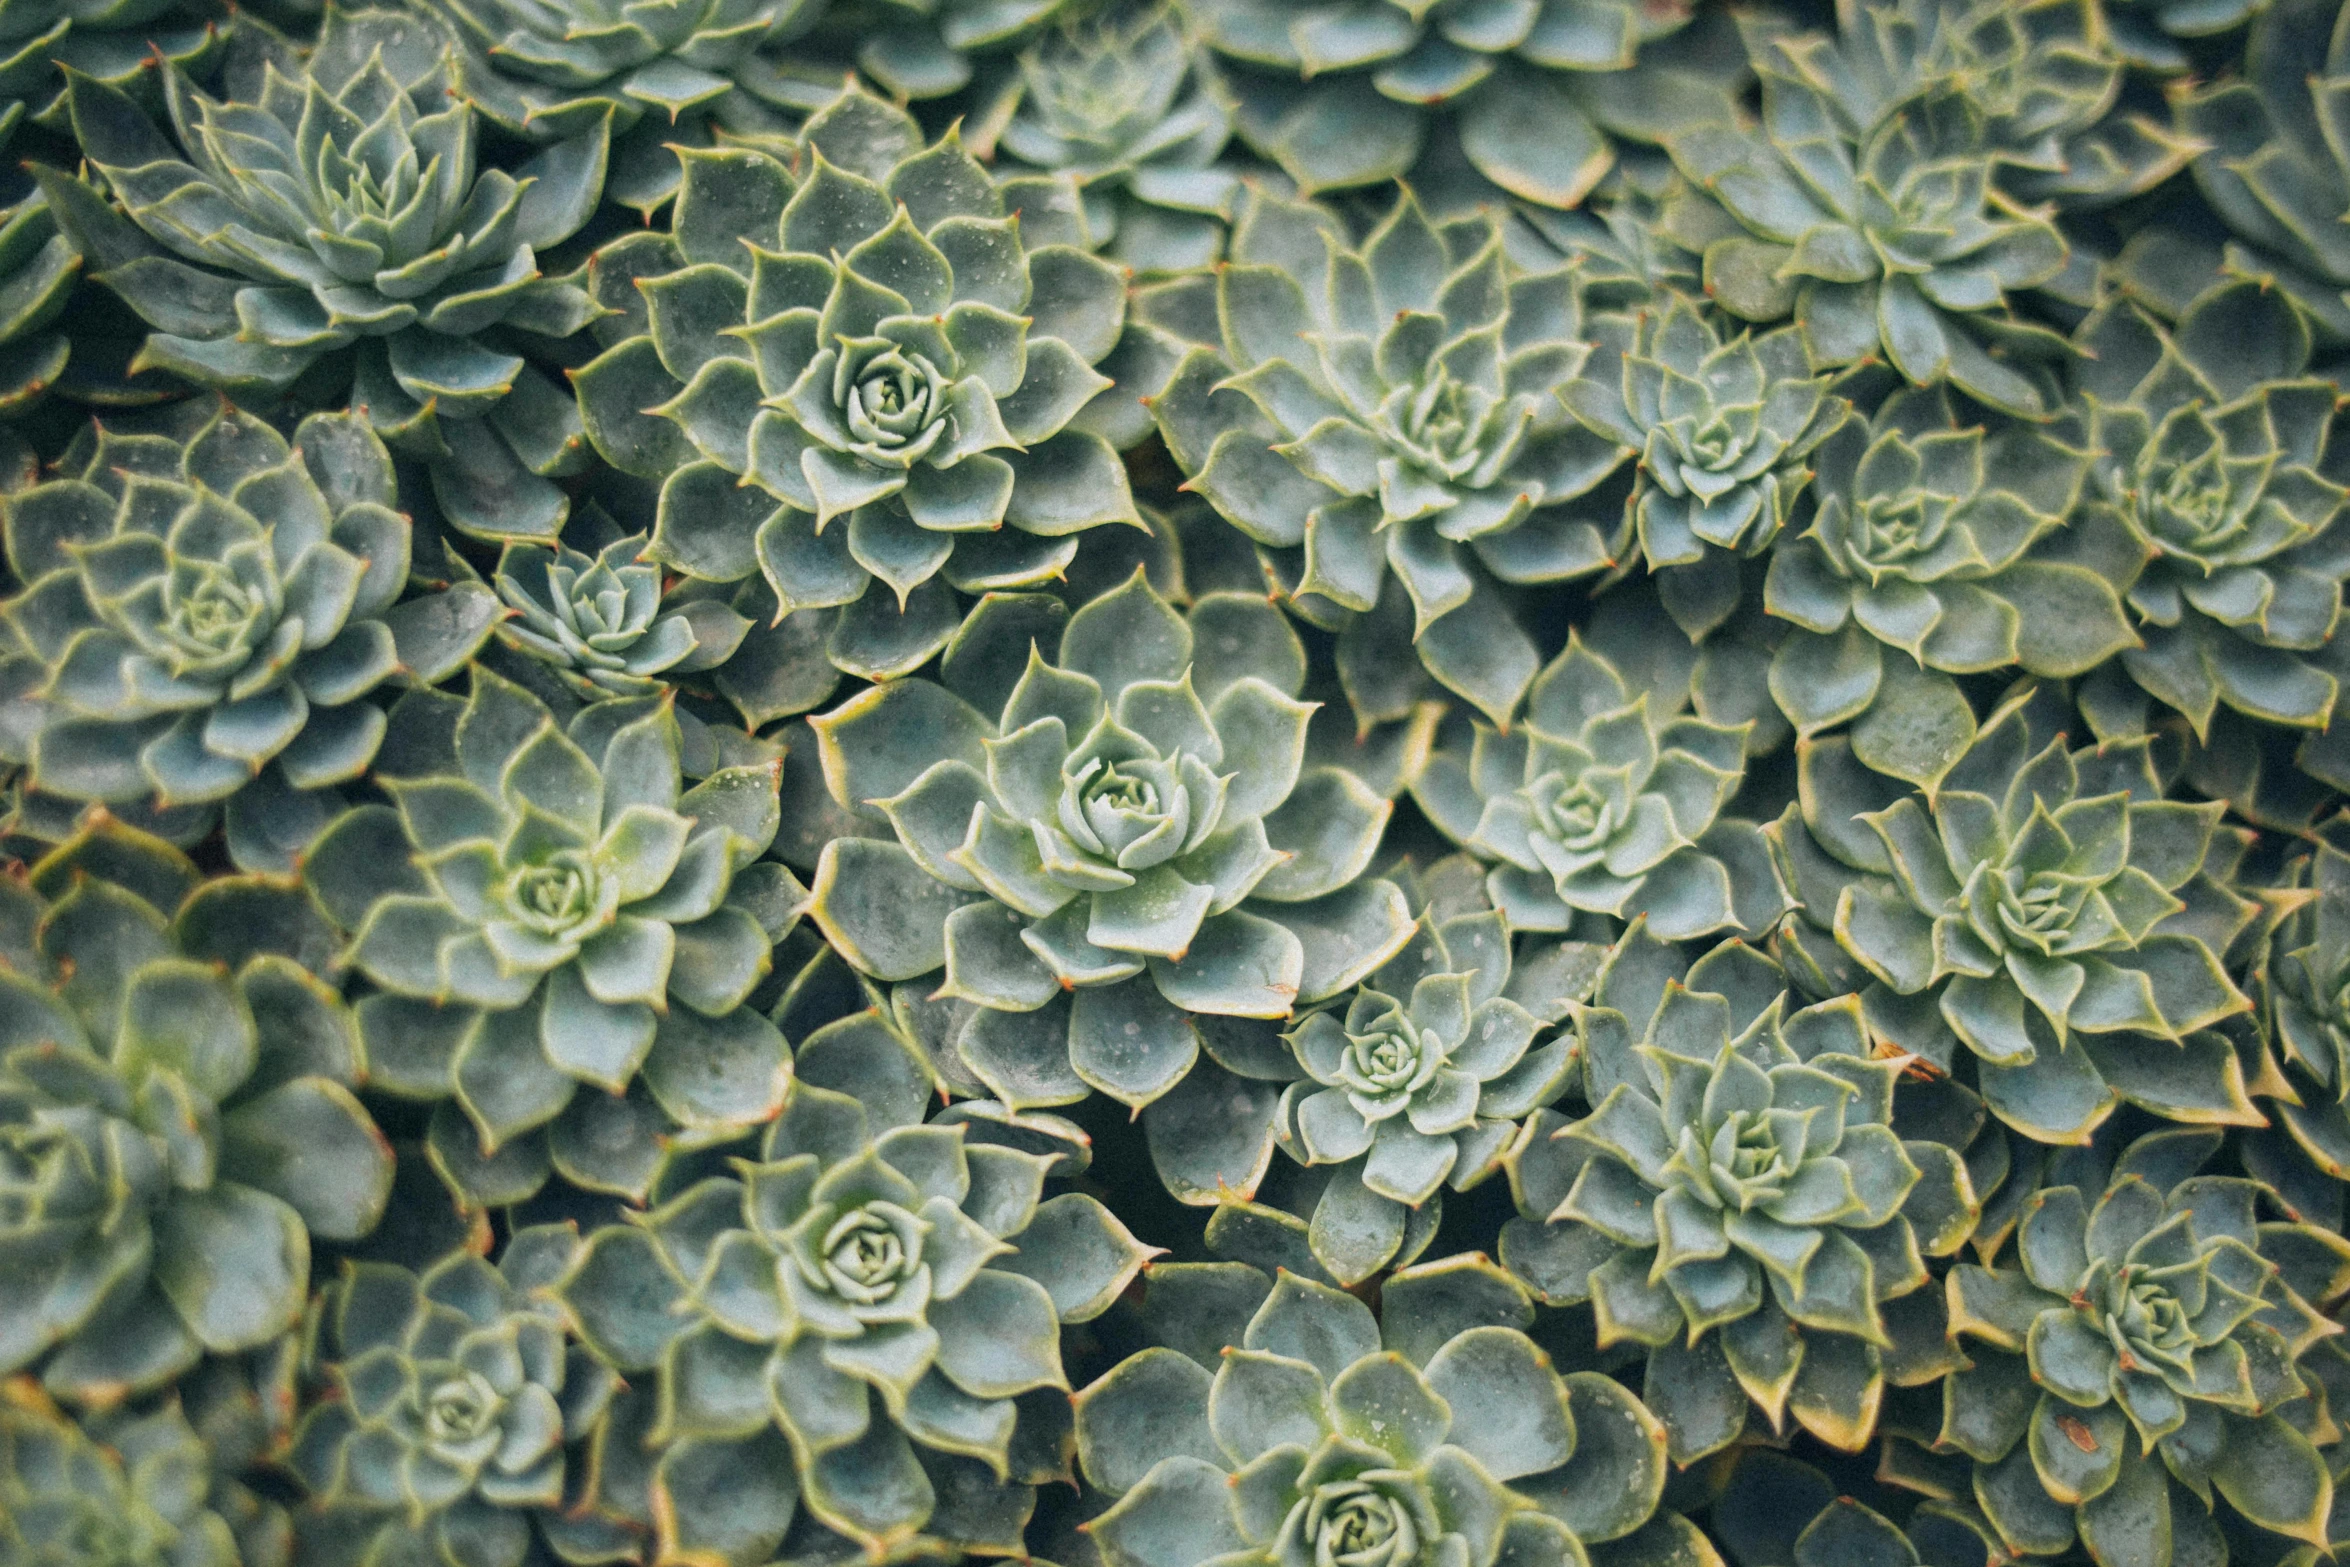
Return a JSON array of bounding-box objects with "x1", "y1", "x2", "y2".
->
[
  {"x1": 1149, "y1": 187, "x2": 1635, "y2": 726},
  {"x1": 1074, "y1": 1256, "x2": 1671, "y2": 1566},
  {"x1": 0, "y1": 816, "x2": 393, "y2": 1408},
  {"x1": 290, "y1": 1227, "x2": 615, "y2": 1567},
  {"x1": 1810, "y1": 683, "x2": 2257, "y2": 1144},
  {"x1": 492, "y1": 531, "x2": 750, "y2": 700},
  {"x1": 1761, "y1": 387, "x2": 2131, "y2": 785},
  {"x1": 413, "y1": 0, "x2": 825, "y2": 216},
  {"x1": 0, "y1": 401, "x2": 499, "y2": 868},
  {"x1": 554, "y1": 1036, "x2": 1153, "y2": 1555},
  {"x1": 1925, "y1": 1127, "x2": 2343, "y2": 1563},
  {"x1": 571, "y1": 83, "x2": 1137, "y2": 684},
  {"x1": 1663, "y1": 17, "x2": 2072, "y2": 418},
  {"x1": 1708, "y1": 1448, "x2": 2014, "y2": 1567},
  {"x1": 2058, "y1": 281, "x2": 2350, "y2": 743},
  {"x1": 1411, "y1": 633, "x2": 1783, "y2": 941},
  {"x1": 1175, "y1": 0, "x2": 1711, "y2": 207},
  {"x1": 1499, "y1": 921, "x2": 1979, "y2": 1463},
  {"x1": 0, "y1": 189, "x2": 83, "y2": 415},
  {"x1": 302, "y1": 665, "x2": 803, "y2": 1207},
  {"x1": 805, "y1": 573, "x2": 1414, "y2": 1120},
  {"x1": 40, "y1": 7, "x2": 609, "y2": 541},
  {"x1": 983, "y1": 6, "x2": 1241, "y2": 275},
  {"x1": 2171, "y1": 0, "x2": 2350, "y2": 347},
  {"x1": 0, "y1": 1378, "x2": 258, "y2": 1567},
  {"x1": 2104, "y1": 0, "x2": 2259, "y2": 70},
  {"x1": 1561, "y1": 295, "x2": 1844, "y2": 636}
]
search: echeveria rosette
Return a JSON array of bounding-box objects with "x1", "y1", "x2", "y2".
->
[
  {"x1": 1412, "y1": 634, "x2": 1784, "y2": 942},
  {"x1": 1761, "y1": 387, "x2": 2129, "y2": 787},
  {"x1": 1176, "y1": 0, "x2": 1704, "y2": 207},
  {"x1": 1664, "y1": 24, "x2": 2071, "y2": 418},
  {"x1": 1820, "y1": 0, "x2": 2197, "y2": 207},
  {"x1": 553, "y1": 1056, "x2": 1155, "y2": 1555},
  {"x1": 1074, "y1": 1257, "x2": 1672, "y2": 1566},
  {"x1": 2173, "y1": 0, "x2": 2350, "y2": 347},
  {"x1": 0, "y1": 816, "x2": 394, "y2": 1409},
  {"x1": 492, "y1": 531, "x2": 751, "y2": 700},
  {"x1": 1823, "y1": 686, "x2": 2256, "y2": 1145},
  {"x1": 304, "y1": 666, "x2": 804, "y2": 1208},
  {"x1": 986, "y1": 6, "x2": 1242, "y2": 275},
  {"x1": 572, "y1": 84, "x2": 1136, "y2": 685},
  {"x1": 1499, "y1": 922, "x2": 1979, "y2": 1463},
  {"x1": 0, "y1": 1382, "x2": 255, "y2": 1567},
  {"x1": 0, "y1": 402, "x2": 499, "y2": 871},
  {"x1": 289, "y1": 1229, "x2": 613, "y2": 1567},
  {"x1": 1262, "y1": 897, "x2": 1574, "y2": 1284},
  {"x1": 412, "y1": 0, "x2": 823, "y2": 216},
  {"x1": 2059, "y1": 282, "x2": 2350, "y2": 744},
  {"x1": 806, "y1": 573, "x2": 1414, "y2": 1117},
  {"x1": 1931, "y1": 1128, "x2": 2342, "y2": 1564},
  {"x1": 1562, "y1": 295, "x2": 1845, "y2": 638},
  {"x1": 40, "y1": 7, "x2": 608, "y2": 542},
  {"x1": 1149, "y1": 188, "x2": 1635, "y2": 728}
]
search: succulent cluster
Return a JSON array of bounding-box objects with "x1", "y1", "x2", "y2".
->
[{"x1": 2, "y1": 1, "x2": 2349, "y2": 1566}]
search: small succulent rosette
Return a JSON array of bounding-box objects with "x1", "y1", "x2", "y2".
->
[
  {"x1": 571, "y1": 82, "x2": 1137, "y2": 685},
  {"x1": 2054, "y1": 281, "x2": 2350, "y2": 744},
  {"x1": 1561, "y1": 294, "x2": 1844, "y2": 638},
  {"x1": 981, "y1": 6, "x2": 1241, "y2": 276},
  {"x1": 1178, "y1": 0, "x2": 1714, "y2": 208},
  {"x1": 1150, "y1": 187, "x2": 1643, "y2": 727},
  {"x1": 289, "y1": 1227, "x2": 619, "y2": 1567},
  {"x1": 0, "y1": 817, "x2": 393, "y2": 1408},
  {"x1": 1500, "y1": 922, "x2": 1980, "y2": 1462},
  {"x1": 40, "y1": 8, "x2": 609, "y2": 539},
  {"x1": 0, "y1": 1377, "x2": 271, "y2": 1567},
  {"x1": 0, "y1": 400, "x2": 499, "y2": 869},
  {"x1": 304, "y1": 667, "x2": 804, "y2": 1209},
  {"x1": 1661, "y1": 21, "x2": 2070, "y2": 418},
  {"x1": 413, "y1": 0, "x2": 826, "y2": 217},
  {"x1": 1895, "y1": 1128, "x2": 2346, "y2": 1565},
  {"x1": 803, "y1": 571, "x2": 1414, "y2": 1120},
  {"x1": 1074, "y1": 1255, "x2": 1671, "y2": 1567},
  {"x1": 491, "y1": 524, "x2": 750, "y2": 702},
  {"x1": 1791, "y1": 682, "x2": 2261, "y2": 1144},
  {"x1": 553, "y1": 1034, "x2": 1155, "y2": 1556},
  {"x1": 2176, "y1": 0, "x2": 2350, "y2": 346},
  {"x1": 1760, "y1": 386, "x2": 2139, "y2": 789},
  {"x1": 1413, "y1": 632, "x2": 1784, "y2": 942}
]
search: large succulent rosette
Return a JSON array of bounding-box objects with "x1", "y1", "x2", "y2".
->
[
  {"x1": 1413, "y1": 633, "x2": 1782, "y2": 941},
  {"x1": 0, "y1": 817, "x2": 393, "y2": 1408},
  {"x1": 1762, "y1": 387, "x2": 2131, "y2": 789},
  {"x1": 1501, "y1": 922, "x2": 1980, "y2": 1463},
  {"x1": 1806, "y1": 684, "x2": 2259, "y2": 1144},
  {"x1": 1, "y1": 1382, "x2": 267, "y2": 1567},
  {"x1": 1149, "y1": 188, "x2": 1635, "y2": 727},
  {"x1": 554, "y1": 1038, "x2": 1154, "y2": 1555},
  {"x1": 2057, "y1": 281, "x2": 2350, "y2": 742},
  {"x1": 571, "y1": 83, "x2": 1136, "y2": 686},
  {"x1": 1908, "y1": 1128, "x2": 2343, "y2": 1564},
  {"x1": 0, "y1": 401, "x2": 496, "y2": 868},
  {"x1": 304, "y1": 667, "x2": 804, "y2": 1209},
  {"x1": 1176, "y1": 0, "x2": 1717, "y2": 208},
  {"x1": 290, "y1": 1228, "x2": 617, "y2": 1567},
  {"x1": 803, "y1": 572, "x2": 1414, "y2": 1119},
  {"x1": 986, "y1": 7, "x2": 1242, "y2": 275},
  {"x1": 40, "y1": 8, "x2": 608, "y2": 539},
  {"x1": 1663, "y1": 17, "x2": 2071, "y2": 418},
  {"x1": 413, "y1": 0, "x2": 825, "y2": 215},
  {"x1": 1075, "y1": 1257, "x2": 1673, "y2": 1567}
]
